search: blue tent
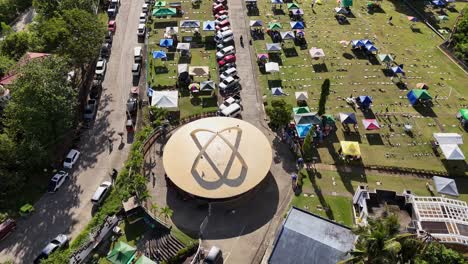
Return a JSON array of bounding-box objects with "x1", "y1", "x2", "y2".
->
[
  {"x1": 290, "y1": 21, "x2": 304, "y2": 29},
  {"x1": 365, "y1": 44, "x2": 378, "y2": 52},
  {"x1": 391, "y1": 66, "x2": 404, "y2": 74},
  {"x1": 361, "y1": 39, "x2": 373, "y2": 45},
  {"x1": 271, "y1": 0, "x2": 284, "y2": 4},
  {"x1": 339, "y1": 112, "x2": 358, "y2": 124},
  {"x1": 296, "y1": 124, "x2": 312, "y2": 138},
  {"x1": 159, "y1": 38, "x2": 174, "y2": 47},
  {"x1": 351, "y1": 40, "x2": 365, "y2": 48},
  {"x1": 271, "y1": 87, "x2": 284, "y2": 96},
  {"x1": 203, "y1": 21, "x2": 215, "y2": 31},
  {"x1": 358, "y1": 96, "x2": 372, "y2": 106},
  {"x1": 432, "y1": 0, "x2": 445, "y2": 6},
  {"x1": 407, "y1": 90, "x2": 419, "y2": 105},
  {"x1": 152, "y1": 50, "x2": 167, "y2": 59}
]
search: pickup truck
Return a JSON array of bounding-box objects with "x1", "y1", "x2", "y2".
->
[
  {"x1": 218, "y1": 95, "x2": 241, "y2": 111},
  {"x1": 219, "y1": 75, "x2": 240, "y2": 91}
]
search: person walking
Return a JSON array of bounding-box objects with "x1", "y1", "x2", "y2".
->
[
  {"x1": 239, "y1": 35, "x2": 244, "y2": 47},
  {"x1": 387, "y1": 16, "x2": 393, "y2": 24}
]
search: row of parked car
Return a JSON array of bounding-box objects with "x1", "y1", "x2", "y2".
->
[{"x1": 211, "y1": 0, "x2": 243, "y2": 118}]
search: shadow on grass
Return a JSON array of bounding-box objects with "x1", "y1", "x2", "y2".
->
[
  {"x1": 366, "y1": 133, "x2": 385, "y2": 145},
  {"x1": 307, "y1": 168, "x2": 335, "y2": 221},
  {"x1": 413, "y1": 105, "x2": 437, "y2": 117},
  {"x1": 154, "y1": 21, "x2": 178, "y2": 29},
  {"x1": 269, "y1": 53, "x2": 283, "y2": 65},
  {"x1": 312, "y1": 63, "x2": 328, "y2": 73},
  {"x1": 442, "y1": 160, "x2": 468, "y2": 177},
  {"x1": 268, "y1": 79, "x2": 283, "y2": 89},
  {"x1": 284, "y1": 47, "x2": 298, "y2": 57}
]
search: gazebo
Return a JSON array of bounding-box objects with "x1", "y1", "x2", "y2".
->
[
  {"x1": 407, "y1": 89, "x2": 432, "y2": 105},
  {"x1": 362, "y1": 119, "x2": 380, "y2": 130},
  {"x1": 152, "y1": 8, "x2": 177, "y2": 17},
  {"x1": 339, "y1": 112, "x2": 357, "y2": 124},
  {"x1": 152, "y1": 90, "x2": 179, "y2": 110},
  {"x1": 107, "y1": 242, "x2": 136, "y2": 264},
  {"x1": 295, "y1": 91, "x2": 308, "y2": 101},
  {"x1": 340, "y1": 141, "x2": 361, "y2": 158},
  {"x1": 266, "y1": 43, "x2": 282, "y2": 52},
  {"x1": 271, "y1": 87, "x2": 284, "y2": 96},
  {"x1": 293, "y1": 106, "x2": 310, "y2": 114}
]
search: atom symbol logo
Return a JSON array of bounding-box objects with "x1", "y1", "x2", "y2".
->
[{"x1": 190, "y1": 127, "x2": 248, "y2": 190}]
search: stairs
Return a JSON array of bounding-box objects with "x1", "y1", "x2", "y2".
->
[{"x1": 145, "y1": 230, "x2": 186, "y2": 262}]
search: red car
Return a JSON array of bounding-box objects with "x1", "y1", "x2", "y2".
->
[
  {"x1": 108, "y1": 20, "x2": 117, "y2": 33},
  {"x1": 212, "y1": 4, "x2": 225, "y2": 14},
  {"x1": 218, "y1": 54, "x2": 236, "y2": 66},
  {"x1": 214, "y1": 10, "x2": 228, "y2": 19},
  {"x1": 216, "y1": 20, "x2": 230, "y2": 30}
]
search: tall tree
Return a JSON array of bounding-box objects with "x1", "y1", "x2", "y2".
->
[
  {"x1": 0, "y1": 55, "x2": 14, "y2": 77},
  {"x1": 33, "y1": 0, "x2": 60, "y2": 18},
  {"x1": 59, "y1": 9, "x2": 105, "y2": 69},
  {"x1": 159, "y1": 206, "x2": 174, "y2": 221},
  {"x1": 34, "y1": 16, "x2": 71, "y2": 52},
  {"x1": 266, "y1": 99, "x2": 291, "y2": 130},
  {"x1": 318, "y1": 78, "x2": 330, "y2": 115},
  {"x1": 302, "y1": 129, "x2": 314, "y2": 162},
  {"x1": 4, "y1": 56, "x2": 76, "y2": 163},
  {"x1": 0, "y1": 0, "x2": 17, "y2": 24}
]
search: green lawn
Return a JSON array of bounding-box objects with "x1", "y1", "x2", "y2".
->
[
  {"x1": 250, "y1": 0, "x2": 467, "y2": 173},
  {"x1": 146, "y1": 1, "x2": 220, "y2": 118},
  {"x1": 290, "y1": 168, "x2": 468, "y2": 227}
]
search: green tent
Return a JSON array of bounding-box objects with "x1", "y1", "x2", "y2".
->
[
  {"x1": 341, "y1": 0, "x2": 353, "y2": 7},
  {"x1": 293, "y1": 106, "x2": 310, "y2": 114},
  {"x1": 287, "y1": 3, "x2": 300, "y2": 9},
  {"x1": 135, "y1": 256, "x2": 157, "y2": 264},
  {"x1": 154, "y1": 1, "x2": 166, "y2": 7},
  {"x1": 413, "y1": 89, "x2": 432, "y2": 100},
  {"x1": 107, "y1": 242, "x2": 136, "y2": 264},
  {"x1": 268, "y1": 22, "x2": 282, "y2": 30},
  {"x1": 152, "y1": 8, "x2": 177, "y2": 17},
  {"x1": 323, "y1": 114, "x2": 336, "y2": 124},
  {"x1": 459, "y1": 109, "x2": 468, "y2": 120}
]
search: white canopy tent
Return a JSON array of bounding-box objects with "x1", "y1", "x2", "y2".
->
[
  {"x1": 280, "y1": 31, "x2": 295, "y2": 40},
  {"x1": 265, "y1": 62, "x2": 280, "y2": 73},
  {"x1": 165, "y1": 27, "x2": 179, "y2": 35},
  {"x1": 309, "y1": 48, "x2": 325, "y2": 58},
  {"x1": 295, "y1": 91, "x2": 308, "y2": 101},
  {"x1": 266, "y1": 43, "x2": 282, "y2": 52},
  {"x1": 176, "y1": 42, "x2": 190, "y2": 50},
  {"x1": 433, "y1": 176, "x2": 459, "y2": 196},
  {"x1": 178, "y1": 64, "x2": 188, "y2": 75},
  {"x1": 152, "y1": 90, "x2": 179, "y2": 110},
  {"x1": 440, "y1": 144, "x2": 465, "y2": 160},
  {"x1": 433, "y1": 133, "x2": 463, "y2": 145}
]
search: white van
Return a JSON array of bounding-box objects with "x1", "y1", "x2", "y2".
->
[
  {"x1": 219, "y1": 67, "x2": 237, "y2": 80},
  {"x1": 220, "y1": 103, "x2": 241, "y2": 117},
  {"x1": 216, "y1": 45, "x2": 235, "y2": 59},
  {"x1": 214, "y1": 30, "x2": 233, "y2": 42},
  {"x1": 91, "y1": 181, "x2": 112, "y2": 205},
  {"x1": 134, "y1": 46, "x2": 142, "y2": 62}
]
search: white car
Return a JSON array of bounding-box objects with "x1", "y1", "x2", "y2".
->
[
  {"x1": 63, "y1": 149, "x2": 80, "y2": 169},
  {"x1": 91, "y1": 181, "x2": 112, "y2": 205},
  {"x1": 137, "y1": 24, "x2": 146, "y2": 37},
  {"x1": 34, "y1": 234, "x2": 69, "y2": 263},
  {"x1": 47, "y1": 171, "x2": 69, "y2": 193},
  {"x1": 219, "y1": 67, "x2": 237, "y2": 80},
  {"x1": 142, "y1": 3, "x2": 149, "y2": 13},
  {"x1": 215, "y1": 15, "x2": 229, "y2": 25},
  {"x1": 95, "y1": 59, "x2": 107, "y2": 76},
  {"x1": 216, "y1": 45, "x2": 235, "y2": 59},
  {"x1": 139, "y1": 12, "x2": 146, "y2": 24}
]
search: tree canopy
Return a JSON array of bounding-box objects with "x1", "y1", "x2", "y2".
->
[
  {"x1": 0, "y1": 31, "x2": 38, "y2": 60},
  {"x1": 266, "y1": 99, "x2": 291, "y2": 130},
  {"x1": 452, "y1": 7, "x2": 468, "y2": 64}
]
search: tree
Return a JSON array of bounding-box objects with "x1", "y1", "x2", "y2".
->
[
  {"x1": 58, "y1": 9, "x2": 106, "y2": 69},
  {"x1": 318, "y1": 78, "x2": 330, "y2": 115},
  {"x1": 0, "y1": 55, "x2": 14, "y2": 77},
  {"x1": 58, "y1": 0, "x2": 96, "y2": 14},
  {"x1": 0, "y1": 0, "x2": 17, "y2": 25},
  {"x1": 452, "y1": 7, "x2": 468, "y2": 64},
  {"x1": 148, "y1": 106, "x2": 168, "y2": 127},
  {"x1": 33, "y1": 0, "x2": 60, "y2": 18},
  {"x1": 341, "y1": 214, "x2": 420, "y2": 264},
  {"x1": 150, "y1": 203, "x2": 159, "y2": 216},
  {"x1": 159, "y1": 206, "x2": 173, "y2": 221},
  {"x1": 415, "y1": 243, "x2": 466, "y2": 264},
  {"x1": 266, "y1": 99, "x2": 291, "y2": 130},
  {"x1": 34, "y1": 16, "x2": 70, "y2": 52},
  {"x1": 302, "y1": 129, "x2": 314, "y2": 162},
  {"x1": 4, "y1": 56, "x2": 76, "y2": 164},
  {"x1": 0, "y1": 31, "x2": 37, "y2": 60}
]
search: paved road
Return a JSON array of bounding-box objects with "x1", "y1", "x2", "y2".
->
[{"x1": 0, "y1": 0, "x2": 143, "y2": 262}]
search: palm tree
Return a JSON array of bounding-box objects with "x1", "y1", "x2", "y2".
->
[
  {"x1": 150, "y1": 203, "x2": 159, "y2": 217},
  {"x1": 340, "y1": 214, "x2": 421, "y2": 264},
  {"x1": 159, "y1": 206, "x2": 174, "y2": 221}
]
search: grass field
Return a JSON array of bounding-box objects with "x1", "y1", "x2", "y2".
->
[
  {"x1": 291, "y1": 168, "x2": 468, "y2": 227},
  {"x1": 146, "y1": 1, "x2": 220, "y2": 118},
  {"x1": 249, "y1": 0, "x2": 467, "y2": 173}
]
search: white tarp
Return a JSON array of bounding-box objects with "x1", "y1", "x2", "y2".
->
[
  {"x1": 440, "y1": 144, "x2": 465, "y2": 160},
  {"x1": 265, "y1": 62, "x2": 280, "y2": 73},
  {"x1": 176, "y1": 43, "x2": 190, "y2": 50},
  {"x1": 266, "y1": 43, "x2": 282, "y2": 52},
  {"x1": 434, "y1": 133, "x2": 463, "y2": 145},
  {"x1": 295, "y1": 91, "x2": 308, "y2": 101},
  {"x1": 433, "y1": 176, "x2": 459, "y2": 196},
  {"x1": 178, "y1": 64, "x2": 188, "y2": 75},
  {"x1": 152, "y1": 90, "x2": 178, "y2": 109}
]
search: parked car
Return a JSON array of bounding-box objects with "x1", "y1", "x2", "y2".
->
[
  {"x1": 34, "y1": 234, "x2": 69, "y2": 263},
  {"x1": 137, "y1": 24, "x2": 146, "y2": 37},
  {"x1": 219, "y1": 96, "x2": 240, "y2": 111},
  {"x1": 214, "y1": 15, "x2": 229, "y2": 25},
  {"x1": 219, "y1": 67, "x2": 237, "y2": 80},
  {"x1": 219, "y1": 62, "x2": 236, "y2": 72},
  {"x1": 0, "y1": 219, "x2": 16, "y2": 241},
  {"x1": 218, "y1": 54, "x2": 236, "y2": 66},
  {"x1": 91, "y1": 181, "x2": 112, "y2": 205},
  {"x1": 142, "y1": 3, "x2": 149, "y2": 13},
  {"x1": 105, "y1": 31, "x2": 113, "y2": 45},
  {"x1": 47, "y1": 171, "x2": 69, "y2": 193},
  {"x1": 132, "y1": 63, "x2": 141, "y2": 83},
  {"x1": 204, "y1": 246, "x2": 223, "y2": 264},
  {"x1": 100, "y1": 43, "x2": 111, "y2": 58},
  {"x1": 216, "y1": 45, "x2": 235, "y2": 59},
  {"x1": 108, "y1": 20, "x2": 117, "y2": 33},
  {"x1": 219, "y1": 75, "x2": 240, "y2": 90},
  {"x1": 139, "y1": 12, "x2": 147, "y2": 24},
  {"x1": 134, "y1": 46, "x2": 142, "y2": 63},
  {"x1": 90, "y1": 79, "x2": 102, "y2": 99},
  {"x1": 127, "y1": 97, "x2": 138, "y2": 115},
  {"x1": 214, "y1": 10, "x2": 228, "y2": 19},
  {"x1": 95, "y1": 59, "x2": 107, "y2": 77},
  {"x1": 84, "y1": 99, "x2": 97, "y2": 120},
  {"x1": 215, "y1": 20, "x2": 230, "y2": 30},
  {"x1": 63, "y1": 149, "x2": 80, "y2": 169}
]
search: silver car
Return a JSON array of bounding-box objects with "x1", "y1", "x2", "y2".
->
[{"x1": 34, "y1": 234, "x2": 68, "y2": 263}]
